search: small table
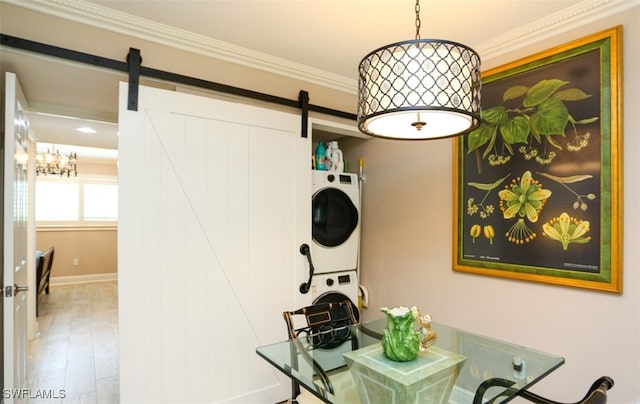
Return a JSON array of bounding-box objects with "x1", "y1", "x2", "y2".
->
[{"x1": 256, "y1": 318, "x2": 564, "y2": 403}]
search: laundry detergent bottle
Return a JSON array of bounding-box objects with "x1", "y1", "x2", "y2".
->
[{"x1": 315, "y1": 142, "x2": 327, "y2": 170}]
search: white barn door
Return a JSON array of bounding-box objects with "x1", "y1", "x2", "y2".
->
[{"x1": 118, "y1": 83, "x2": 310, "y2": 402}]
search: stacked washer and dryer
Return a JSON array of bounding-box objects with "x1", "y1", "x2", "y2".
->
[{"x1": 308, "y1": 170, "x2": 361, "y2": 320}]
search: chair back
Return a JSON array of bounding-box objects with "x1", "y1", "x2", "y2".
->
[
  {"x1": 37, "y1": 247, "x2": 55, "y2": 294},
  {"x1": 282, "y1": 300, "x2": 359, "y2": 399},
  {"x1": 35, "y1": 250, "x2": 45, "y2": 281},
  {"x1": 284, "y1": 300, "x2": 358, "y2": 350},
  {"x1": 44, "y1": 247, "x2": 55, "y2": 273},
  {"x1": 473, "y1": 375, "x2": 614, "y2": 404}
]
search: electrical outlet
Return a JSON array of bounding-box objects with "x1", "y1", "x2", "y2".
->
[
  {"x1": 359, "y1": 285, "x2": 369, "y2": 308},
  {"x1": 73, "y1": 258, "x2": 80, "y2": 266}
]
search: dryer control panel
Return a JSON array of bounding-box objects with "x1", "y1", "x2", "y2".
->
[
  {"x1": 311, "y1": 270, "x2": 359, "y2": 308},
  {"x1": 324, "y1": 173, "x2": 354, "y2": 185},
  {"x1": 324, "y1": 273, "x2": 354, "y2": 287}
]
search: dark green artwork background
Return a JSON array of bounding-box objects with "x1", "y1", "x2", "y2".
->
[{"x1": 459, "y1": 49, "x2": 603, "y2": 274}]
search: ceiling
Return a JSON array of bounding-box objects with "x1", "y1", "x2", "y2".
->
[
  {"x1": 1, "y1": 0, "x2": 614, "y2": 160},
  {"x1": 83, "y1": 0, "x2": 582, "y2": 79}
]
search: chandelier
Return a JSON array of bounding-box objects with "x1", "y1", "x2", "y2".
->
[
  {"x1": 35, "y1": 147, "x2": 78, "y2": 177},
  {"x1": 357, "y1": 0, "x2": 481, "y2": 140}
]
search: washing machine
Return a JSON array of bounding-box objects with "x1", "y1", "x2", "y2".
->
[
  {"x1": 311, "y1": 171, "x2": 360, "y2": 274},
  {"x1": 309, "y1": 270, "x2": 360, "y2": 371},
  {"x1": 310, "y1": 270, "x2": 360, "y2": 322}
]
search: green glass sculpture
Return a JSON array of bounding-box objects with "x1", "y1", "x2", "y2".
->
[{"x1": 380, "y1": 306, "x2": 422, "y2": 362}]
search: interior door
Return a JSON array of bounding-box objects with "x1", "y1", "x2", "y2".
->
[
  {"x1": 118, "y1": 83, "x2": 310, "y2": 403},
  {"x1": 2, "y1": 72, "x2": 30, "y2": 402}
]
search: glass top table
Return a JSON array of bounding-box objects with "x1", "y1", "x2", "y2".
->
[{"x1": 256, "y1": 318, "x2": 564, "y2": 403}]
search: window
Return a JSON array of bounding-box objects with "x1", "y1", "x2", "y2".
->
[
  {"x1": 35, "y1": 181, "x2": 79, "y2": 221},
  {"x1": 36, "y1": 177, "x2": 118, "y2": 224},
  {"x1": 83, "y1": 184, "x2": 118, "y2": 220}
]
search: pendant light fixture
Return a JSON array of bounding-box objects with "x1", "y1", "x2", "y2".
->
[
  {"x1": 357, "y1": 0, "x2": 481, "y2": 140},
  {"x1": 35, "y1": 146, "x2": 78, "y2": 177}
]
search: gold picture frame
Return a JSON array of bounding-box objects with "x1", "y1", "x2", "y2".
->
[{"x1": 453, "y1": 26, "x2": 623, "y2": 293}]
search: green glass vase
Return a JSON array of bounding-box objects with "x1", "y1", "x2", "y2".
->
[{"x1": 380, "y1": 306, "x2": 422, "y2": 362}]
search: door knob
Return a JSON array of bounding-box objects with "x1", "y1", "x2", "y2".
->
[
  {"x1": 14, "y1": 284, "x2": 29, "y2": 294},
  {"x1": 4, "y1": 284, "x2": 29, "y2": 297}
]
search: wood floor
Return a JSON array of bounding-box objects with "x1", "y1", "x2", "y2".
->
[{"x1": 28, "y1": 281, "x2": 119, "y2": 403}]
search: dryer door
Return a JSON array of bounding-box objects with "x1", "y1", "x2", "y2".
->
[{"x1": 312, "y1": 188, "x2": 358, "y2": 247}]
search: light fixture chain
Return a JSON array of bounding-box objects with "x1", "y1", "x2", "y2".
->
[{"x1": 415, "y1": 0, "x2": 421, "y2": 40}]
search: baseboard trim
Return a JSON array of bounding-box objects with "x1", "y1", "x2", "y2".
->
[{"x1": 50, "y1": 273, "x2": 117, "y2": 285}]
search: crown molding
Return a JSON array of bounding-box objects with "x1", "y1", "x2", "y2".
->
[
  {"x1": 476, "y1": 0, "x2": 639, "y2": 62},
  {"x1": 4, "y1": 0, "x2": 638, "y2": 95},
  {"x1": 7, "y1": 0, "x2": 357, "y2": 93}
]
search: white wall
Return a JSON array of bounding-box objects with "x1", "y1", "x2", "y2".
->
[{"x1": 342, "y1": 6, "x2": 639, "y2": 403}]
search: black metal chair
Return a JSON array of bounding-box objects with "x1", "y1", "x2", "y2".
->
[
  {"x1": 283, "y1": 300, "x2": 359, "y2": 403},
  {"x1": 473, "y1": 375, "x2": 614, "y2": 404}
]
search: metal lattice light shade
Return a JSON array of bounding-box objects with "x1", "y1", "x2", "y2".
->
[{"x1": 358, "y1": 30, "x2": 481, "y2": 140}]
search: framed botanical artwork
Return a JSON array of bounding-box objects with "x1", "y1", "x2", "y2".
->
[{"x1": 453, "y1": 26, "x2": 623, "y2": 293}]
